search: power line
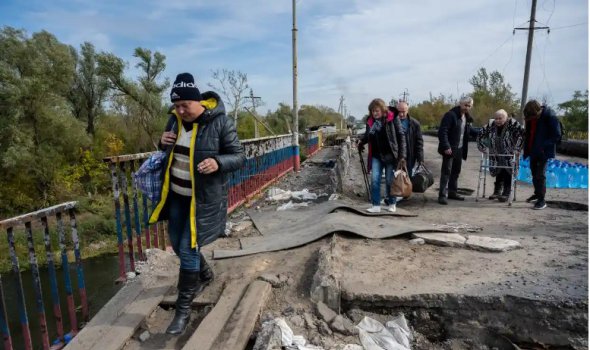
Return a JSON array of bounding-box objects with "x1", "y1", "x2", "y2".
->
[{"x1": 552, "y1": 23, "x2": 587, "y2": 30}]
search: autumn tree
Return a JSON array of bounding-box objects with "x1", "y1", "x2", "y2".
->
[{"x1": 97, "y1": 48, "x2": 169, "y2": 149}]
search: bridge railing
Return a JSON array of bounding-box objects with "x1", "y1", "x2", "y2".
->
[
  {"x1": 0, "y1": 201, "x2": 87, "y2": 350},
  {"x1": 103, "y1": 132, "x2": 321, "y2": 281}
]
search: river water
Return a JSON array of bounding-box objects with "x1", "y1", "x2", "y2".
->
[{"x1": 1, "y1": 254, "x2": 123, "y2": 349}]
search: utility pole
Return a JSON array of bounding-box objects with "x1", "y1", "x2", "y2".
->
[
  {"x1": 515, "y1": 0, "x2": 549, "y2": 118},
  {"x1": 338, "y1": 96, "x2": 345, "y2": 130},
  {"x1": 400, "y1": 89, "x2": 409, "y2": 103},
  {"x1": 248, "y1": 89, "x2": 261, "y2": 138},
  {"x1": 292, "y1": 0, "x2": 300, "y2": 171}
]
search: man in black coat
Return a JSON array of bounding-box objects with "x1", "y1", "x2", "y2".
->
[
  {"x1": 437, "y1": 97, "x2": 474, "y2": 205},
  {"x1": 522, "y1": 100, "x2": 562, "y2": 210},
  {"x1": 151, "y1": 73, "x2": 245, "y2": 335},
  {"x1": 394, "y1": 101, "x2": 424, "y2": 176}
]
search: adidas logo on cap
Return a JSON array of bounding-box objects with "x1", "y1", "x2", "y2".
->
[{"x1": 172, "y1": 81, "x2": 198, "y2": 88}]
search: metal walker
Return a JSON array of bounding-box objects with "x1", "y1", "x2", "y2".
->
[{"x1": 475, "y1": 151, "x2": 520, "y2": 206}]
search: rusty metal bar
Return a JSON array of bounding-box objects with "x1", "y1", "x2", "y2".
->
[
  {"x1": 103, "y1": 151, "x2": 155, "y2": 163},
  {"x1": 108, "y1": 162, "x2": 126, "y2": 282},
  {"x1": 68, "y1": 209, "x2": 88, "y2": 323},
  {"x1": 0, "y1": 275, "x2": 13, "y2": 350},
  {"x1": 24, "y1": 221, "x2": 50, "y2": 349},
  {"x1": 129, "y1": 160, "x2": 144, "y2": 261},
  {"x1": 40, "y1": 216, "x2": 64, "y2": 342},
  {"x1": 119, "y1": 162, "x2": 136, "y2": 273},
  {"x1": 0, "y1": 202, "x2": 76, "y2": 230},
  {"x1": 56, "y1": 212, "x2": 78, "y2": 335}
]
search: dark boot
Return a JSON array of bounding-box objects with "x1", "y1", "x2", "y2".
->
[
  {"x1": 488, "y1": 182, "x2": 503, "y2": 200},
  {"x1": 198, "y1": 252, "x2": 214, "y2": 294},
  {"x1": 498, "y1": 186, "x2": 511, "y2": 202},
  {"x1": 166, "y1": 269, "x2": 200, "y2": 335}
]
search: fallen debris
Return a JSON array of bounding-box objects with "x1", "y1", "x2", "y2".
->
[
  {"x1": 254, "y1": 318, "x2": 325, "y2": 350},
  {"x1": 412, "y1": 233, "x2": 467, "y2": 247},
  {"x1": 409, "y1": 238, "x2": 425, "y2": 245},
  {"x1": 278, "y1": 200, "x2": 309, "y2": 211},
  {"x1": 432, "y1": 222, "x2": 483, "y2": 233},
  {"x1": 232, "y1": 220, "x2": 253, "y2": 233},
  {"x1": 466, "y1": 235, "x2": 522, "y2": 252},
  {"x1": 355, "y1": 315, "x2": 413, "y2": 350}
]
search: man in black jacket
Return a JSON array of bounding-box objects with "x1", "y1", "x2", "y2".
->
[
  {"x1": 151, "y1": 73, "x2": 245, "y2": 335},
  {"x1": 437, "y1": 97, "x2": 474, "y2": 205},
  {"x1": 395, "y1": 101, "x2": 424, "y2": 176},
  {"x1": 522, "y1": 100, "x2": 562, "y2": 210}
]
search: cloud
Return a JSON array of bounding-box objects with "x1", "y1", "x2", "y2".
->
[{"x1": 0, "y1": 0, "x2": 586, "y2": 120}]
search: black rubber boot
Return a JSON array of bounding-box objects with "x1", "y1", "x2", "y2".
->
[
  {"x1": 488, "y1": 182, "x2": 503, "y2": 200},
  {"x1": 498, "y1": 186, "x2": 511, "y2": 203},
  {"x1": 198, "y1": 252, "x2": 214, "y2": 294},
  {"x1": 166, "y1": 269, "x2": 200, "y2": 335}
]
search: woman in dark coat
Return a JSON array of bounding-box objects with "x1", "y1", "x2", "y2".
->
[
  {"x1": 150, "y1": 73, "x2": 245, "y2": 335},
  {"x1": 357, "y1": 98, "x2": 406, "y2": 213}
]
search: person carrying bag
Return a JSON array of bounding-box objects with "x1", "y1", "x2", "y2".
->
[{"x1": 391, "y1": 159, "x2": 412, "y2": 198}]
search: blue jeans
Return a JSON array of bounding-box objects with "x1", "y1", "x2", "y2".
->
[
  {"x1": 371, "y1": 157, "x2": 397, "y2": 206},
  {"x1": 167, "y1": 191, "x2": 200, "y2": 271}
]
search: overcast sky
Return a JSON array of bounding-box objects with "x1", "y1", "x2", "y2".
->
[{"x1": 1, "y1": 0, "x2": 587, "y2": 119}]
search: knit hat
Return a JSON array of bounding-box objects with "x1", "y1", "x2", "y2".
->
[{"x1": 170, "y1": 73, "x2": 202, "y2": 102}]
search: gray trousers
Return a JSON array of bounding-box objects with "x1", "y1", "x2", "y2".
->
[{"x1": 439, "y1": 148, "x2": 463, "y2": 198}]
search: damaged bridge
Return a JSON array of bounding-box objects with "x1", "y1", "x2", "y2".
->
[{"x1": 2, "y1": 133, "x2": 587, "y2": 350}]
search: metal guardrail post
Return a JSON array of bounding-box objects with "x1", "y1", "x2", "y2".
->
[
  {"x1": 129, "y1": 160, "x2": 145, "y2": 261},
  {"x1": 69, "y1": 209, "x2": 88, "y2": 322},
  {"x1": 24, "y1": 221, "x2": 51, "y2": 349},
  {"x1": 118, "y1": 162, "x2": 136, "y2": 273},
  {"x1": 56, "y1": 212, "x2": 78, "y2": 335},
  {"x1": 108, "y1": 162, "x2": 127, "y2": 282},
  {"x1": 41, "y1": 216, "x2": 64, "y2": 341},
  {"x1": 0, "y1": 275, "x2": 12, "y2": 350},
  {"x1": 6, "y1": 227, "x2": 33, "y2": 349}
]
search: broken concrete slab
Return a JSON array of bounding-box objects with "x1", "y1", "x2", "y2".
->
[
  {"x1": 466, "y1": 235, "x2": 522, "y2": 252},
  {"x1": 409, "y1": 238, "x2": 425, "y2": 245},
  {"x1": 412, "y1": 233, "x2": 466, "y2": 247},
  {"x1": 311, "y1": 235, "x2": 342, "y2": 312},
  {"x1": 316, "y1": 301, "x2": 338, "y2": 324},
  {"x1": 330, "y1": 315, "x2": 358, "y2": 336}
]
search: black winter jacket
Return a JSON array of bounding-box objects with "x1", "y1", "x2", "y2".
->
[
  {"x1": 404, "y1": 116, "x2": 424, "y2": 172},
  {"x1": 523, "y1": 106, "x2": 561, "y2": 160},
  {"x1": 149, "y1": 91, "x2": 246, "y2": 248},
  {"x1": 359, "y1": 111, "x2": 406, "y2": 171},
  {"x1": 437, "y1": 106, "x2": 474, "y2": 160}
]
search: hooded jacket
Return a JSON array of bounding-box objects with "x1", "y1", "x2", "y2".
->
[
  {"x1": 523, "y1": 106, "x2": 561, "y2": 160},
  {"x1": 149, "y1": 91, "x2": 246, "y2": 248},
  {"x1": 437, "y1": 106, "x2": 474, "y2": 160},
  {"x1": 360, "y1": 111, "x2": 406, "y2": 172}
]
